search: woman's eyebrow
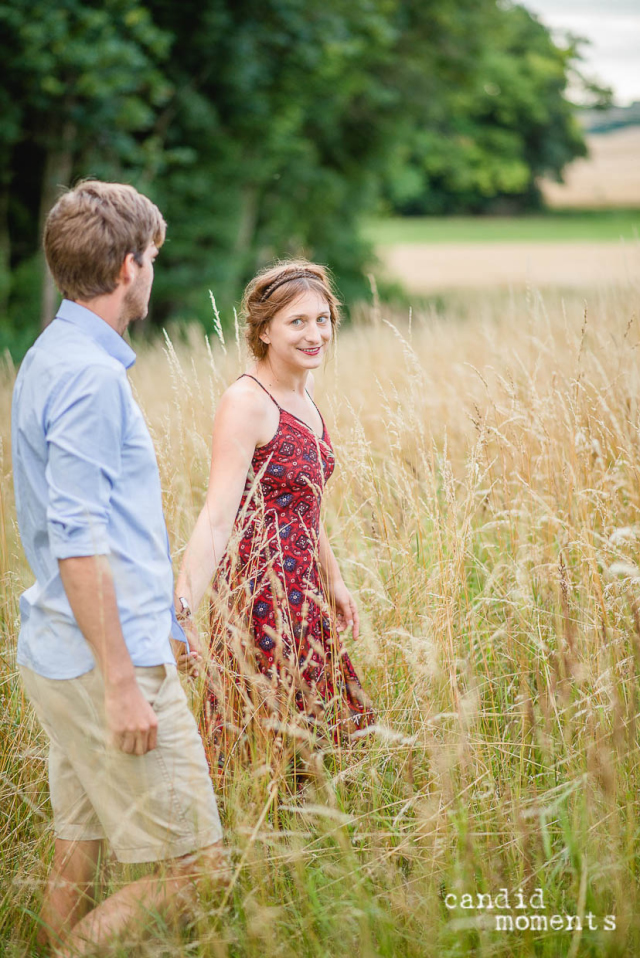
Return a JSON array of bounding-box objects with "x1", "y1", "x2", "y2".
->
[{"x1": 284, "y1": 307, "x2": 330, "y2": 319}]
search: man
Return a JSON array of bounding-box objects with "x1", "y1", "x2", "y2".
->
[{"x1": 12, "y1": 180, "x2": 225, "y2": 956}]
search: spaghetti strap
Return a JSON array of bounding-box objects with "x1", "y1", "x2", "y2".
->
[
  {"x1": 305, "y1": 388, "x2": 327, "y2": 434},
  {"x1": 240, "y1": 373, "x2": 282, "y2": 411}
]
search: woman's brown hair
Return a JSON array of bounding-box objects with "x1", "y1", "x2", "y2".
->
[{"x1": 242, "y1": 260, "x2": 341, "y2": 361}]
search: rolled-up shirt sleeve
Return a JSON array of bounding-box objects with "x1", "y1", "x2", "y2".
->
[{"x1": 44, "y1": 364, "x2": 125, "y2": 558}]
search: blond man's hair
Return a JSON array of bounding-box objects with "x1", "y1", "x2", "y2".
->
[{"x1": 43, "y1": 180, "x2": 166, "y2": 301}]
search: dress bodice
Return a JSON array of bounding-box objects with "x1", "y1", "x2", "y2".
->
[{"x1": 239, "y1": 407, "x2": 334, "y2": 534}]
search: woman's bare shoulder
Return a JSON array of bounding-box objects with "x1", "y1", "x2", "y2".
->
[{"x1": 213, "y1": 375, "x2": 277, "y2": 444}]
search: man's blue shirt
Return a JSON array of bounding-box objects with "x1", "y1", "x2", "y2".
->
[{"x1": 12, "y1": 300, "x2": 182, "y2": 679}]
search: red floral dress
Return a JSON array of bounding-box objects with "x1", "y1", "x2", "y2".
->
[{"x1": 205, "y1": 375, "x2": 373, "y2": 760}]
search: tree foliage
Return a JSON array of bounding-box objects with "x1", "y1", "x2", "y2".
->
[
  {"x1": 0, "y1": 0, "x2": 172, "y2": 347},
  {"x1": 384, "y1": 2, "x2": 590, "y2": 214},
  {"x1": 0, "y1": 0, "x2": 591, "y2": 353}
]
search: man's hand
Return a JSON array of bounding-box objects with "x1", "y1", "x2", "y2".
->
[
  {"x1": 105, "y1": 676, "x2": 158, "y2": 755},
  {"x1": 58, "y1": 556, "x2": 160, "y2": 755}
]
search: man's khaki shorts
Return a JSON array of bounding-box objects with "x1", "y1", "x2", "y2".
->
[{"x1": 20, "y1": 663, "x2": 222, "y2": 863}]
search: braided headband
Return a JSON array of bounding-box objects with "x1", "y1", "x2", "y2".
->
[{"x1": 260, "y1": 269, "x2": 321, "y2": 302}]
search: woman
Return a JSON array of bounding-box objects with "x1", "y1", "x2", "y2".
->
[{"x1": 175, "y1": 260, "x2": 373, "y2": 766}]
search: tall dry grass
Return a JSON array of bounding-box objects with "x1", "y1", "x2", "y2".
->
[{"x1": 1, "y1": 283, "x2": 640, "y2": 956}]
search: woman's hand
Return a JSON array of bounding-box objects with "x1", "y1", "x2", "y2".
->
[
  {"x1": 328, "y1": 580, "x2": 360, "y2": 641},
  {"x1": 170, "y1": 621, "x2": 203, "y2": 679}
]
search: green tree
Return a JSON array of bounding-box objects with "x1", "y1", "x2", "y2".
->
[
  {"x1": 0, "y1": 0, "x2": 590, "y2": 356},
  {"x1": 140, "y1": 0, "x2": 402, "y2": 322},
  {"x1": 384, "y1": 2, "x2": 590, "y2": 214},
  {"x1": 0, "y1": 0, "x2": 171, "y2": 333}
]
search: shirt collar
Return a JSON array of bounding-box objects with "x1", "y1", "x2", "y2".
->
[{"x1": 55, "y1": 300, "x2": 137, "y2": 369}]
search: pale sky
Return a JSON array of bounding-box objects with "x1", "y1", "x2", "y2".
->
[{"x1": 523, "y1": 0, "x2": 640, "y2": 105}]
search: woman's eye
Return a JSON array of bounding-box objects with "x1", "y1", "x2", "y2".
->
[
  {"x1": 317, "y1": 315, "x2": 329, "y2": 324},
  {"x1": 291, "y1": 318, "x2": 302, "y2": 326}
]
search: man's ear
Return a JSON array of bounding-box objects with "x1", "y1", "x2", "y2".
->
[{"x1": 118, "y1": 252, "x2": 138, "y2": 288}]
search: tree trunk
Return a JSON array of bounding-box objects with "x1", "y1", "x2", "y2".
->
[
  {"x1": 0, "y1": 180, "x2": 10, "y2": 322},
  {"x1": 235, "y1": 183, "x2": 259, "y2": 258},
  {"x1": 228, "y1": 182, "x2": 259, "y2": 293},
  {"x1": 39, "y1": 120, "x2": 75, "y2": 329}
]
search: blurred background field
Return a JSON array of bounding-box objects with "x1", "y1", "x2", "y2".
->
[
  {"x1": 365, "y1": 209, "x2": 640, "y2": 246},
  {"x1": 368, "y1": 135, "x2": 640, "y2": 293},
  {"x1": 373, "y1": 238, "x2": 639, "y2": 293},
  {"x1": 541, "y1": 128, "x2": 640, "y2": 209}
]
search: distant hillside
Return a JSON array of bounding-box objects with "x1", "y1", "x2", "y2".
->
[
  {"x1": 541, "y1": 127, "x2": 640, "y2": 208},
  {"x1": 580, "y1": 102, "x2": 640, "y2": 134}
]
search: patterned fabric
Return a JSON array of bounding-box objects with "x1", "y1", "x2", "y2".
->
[{"x1": 205, "y1": 376, "x2": 374, "y2": 760}]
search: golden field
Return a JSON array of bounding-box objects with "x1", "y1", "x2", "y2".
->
[
  {"x1": 541, "y1": 129, "x2": 640, "y2": 210},
  {"x1": 377, "y1": 239, "x2": 640, "y2": 293},
  {"x1": 2, "y1": 282, "x2": 640, "y2": 956}
]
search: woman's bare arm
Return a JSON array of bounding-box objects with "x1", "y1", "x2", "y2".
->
[
  {"x1": 176, "y1": 383, "x2": 274, "y2": 614},
  {"x1": 307, "y1": 377, "x2": 359, "y2": 639},
  {"x1": 318, "y1": 523, "x2": 360, "y2": 640},
  {"x1": 318, "y1": 522, "x2": 343, "y2": 589}
]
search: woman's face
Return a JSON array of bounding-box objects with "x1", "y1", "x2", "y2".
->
[{"x1": 260, "y1": 288, "x2": 332, "y2": 369}]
